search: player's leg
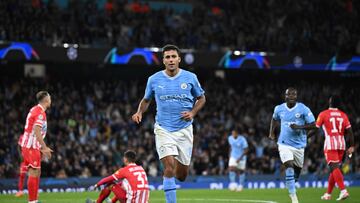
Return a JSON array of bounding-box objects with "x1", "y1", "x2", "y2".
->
[
  {"x1": 24, "y1": 148, "x2": 41, "y2": 203},
  {"x1": 293, "y1": 166, "x2": 301, "y2": 182},
  {"x1": 110, "y1": 184, "x2": 126, "y2": 203},
  {"x1": 321, "y1": 150, "x2": 335, "y2": 200},
  {"x1": 174, "y1": 160, "x2": 189, "y2": 182},
  {"x1": 228, "y1": 157, "x2": 237, "y2": 190},
  {"x1": 228, "y1": 165, "x2": 237, "y2": 191},
  {"x1": 161, "y1": 156, "x2": 177, "y2": 203},
  {"x1": 237, "y1": 160, "x2": 246, "y2": 191},
  {"x1": 328, "y1": 150, "x2": 349, "y2": 200},
  {"x1": 173, "y1": 124, "x2": 193, "y2": 182},
  {"x1": 15, "y1": 161, "x2": 28, "y2": 197},
  {"x1": 278, "y1": 145, "x2": 298, "y2": 203},
  {"x1": 96, "y1": 185, "x2": 112, "y2": 203}
]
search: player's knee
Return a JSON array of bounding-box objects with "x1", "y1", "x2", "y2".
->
[
  {"x1": 28, "y1": 168, "x2": 40, "y2": 177},
  {"x1": 176, "y1": 174, "x2": 187, "y2": 182},
  {"x1": 163, "y1": 166, "x2": 175, "y2": 177},
  {"x1": 284, "y1": 161, "x2": 294, "y2": 168}
]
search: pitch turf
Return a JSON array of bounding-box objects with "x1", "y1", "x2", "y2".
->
[{"x1": 1, "y1": 188, "x2": 360, "y2": 203}]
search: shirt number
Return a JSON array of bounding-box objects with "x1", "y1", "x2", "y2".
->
[
  {"x1": 329, "y1": 117, "x2": 343, "y2": 133},
  {"x1": 134, "y1": 171, "x2": 148, "y2": 189}
]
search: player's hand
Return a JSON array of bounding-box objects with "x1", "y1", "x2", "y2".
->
[
  {"x1": 41, "y1": 146, "x2": 53, "y2": 159},
  {"x1": 290, "y1": 124, "x2": 300, "y2": 129},
  {"x1": 132, "y1": 112, "x2": 142, "y2": 124},
  {"x1": 346, "y1": 146, "x2": 354, "y2": 158},
  {"x1": 181, "y1": 111, "x2": 194, "y2": 121},
  {"x1": 268, "y1": 132, "x2": 276, "y2": 140}
]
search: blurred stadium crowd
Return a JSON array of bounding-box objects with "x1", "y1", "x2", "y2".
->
[
  {"x1": 0, "y1": 0, "x2": 359, "y2": 54},
  {"x1": 0, "y1": 77, "x2": 359, "y2": 179}
]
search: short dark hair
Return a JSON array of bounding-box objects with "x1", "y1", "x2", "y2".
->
[
  {"x1": 124, "y1": 150, "x2": 137, "y2": 163},
  {"x1": 36, "y1": 91, "x2": 49, "y2": 103},
  {"x1": 286, "y1": 87, "x2": 297, "y2": 93},
  {"x1": 330, "y1": 95, "x2": 341, "y2": 108},
  {"x1": 162, "y1": 44, "x2": 180, "y2": 57}
]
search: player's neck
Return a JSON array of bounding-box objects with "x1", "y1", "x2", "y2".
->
[
  {"x1": 165, "y1": 68, "x2": 180, "y2": 77},
  {"x1": 38, "y1": 103, "x2": 47, "y2": 111},
  {"x1": 286, "y1": 102, "x2": 296, "y2": 108}
]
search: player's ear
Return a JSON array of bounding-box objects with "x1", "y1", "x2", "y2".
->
[{"x1": 178, "y1": 56, "x2": 181, "y2": 63}]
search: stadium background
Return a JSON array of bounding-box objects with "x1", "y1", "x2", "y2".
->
[{"x1": 0, "y1": 0, "x2": 359, "y2": 198}]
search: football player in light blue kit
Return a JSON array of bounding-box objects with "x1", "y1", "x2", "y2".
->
[
  {"x1": 132, "y1": 44, "x2": 206, "y2": 203},
  {"x1": 269, "y1": 87, "x2": 315, "y2": 203},
  {"x1": 228, "y1": 128, "x2": 248, "y2": 191}
]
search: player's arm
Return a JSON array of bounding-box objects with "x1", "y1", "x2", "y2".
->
[
  {"x1": 34, "y1": 125, "x2": 52, "y2": 159},
  {"x1": 95, "y1": 175, "x2": 116, "y2": 188},
  {"x1": 132, "y1": 98, "x2": 151, "y2": 124},
  {"x1": 269, "y1": 118, "x2": 279, "y2": 140},
  {"x1": 345, "y1": 127, "x2": 355, "y2": 157},
  {"x1": 290, "y1": 122, "x2": 316, "y2": 130},
  {"x1": 181, "y1": 95, "x2": 206, "y2": 121},
  {"x1": 237, "y1": 148, "x2": 248, "y2": 162}
]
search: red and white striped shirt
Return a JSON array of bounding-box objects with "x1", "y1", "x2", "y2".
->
[
  {"x1": 19, "y1": 104, "x2": 47, "y2": 150},
  {"x1": 316, "y1": 108, "x2": 351, "y2": 151},
  {"x1": 112, "y1": 164, "x2": 149, "y2": 203}
]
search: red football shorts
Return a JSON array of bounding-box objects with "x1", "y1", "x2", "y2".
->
[
  {"x1": 21, "y1": 147, "x2": 41, "y2": 169},
  {"x1": 111, "y1": 183, "x2": 127, "y2": 200},
  {"x1": 324, "y1": 150, "x2": 344, "y2": 164}
]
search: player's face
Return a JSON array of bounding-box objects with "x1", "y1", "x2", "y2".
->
[
  {"x1": 232, "y1": 130, "x2": 238, "y2": 138},
  {"x1": 285, "y1": 89, "x2": 297, "y2": 104},
  {"x1": 44, "y1": 95, "x2": 51, "y2": 108},
  {"x1": 163, "y1": 50, "x2": 181, "y2": 72}
]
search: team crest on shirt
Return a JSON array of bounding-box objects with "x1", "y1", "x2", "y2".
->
[
  {"x1": 180, "y1": 83, "x2": 188, "y2": 89},
  {"x1": 295, "y1": 113, "x2": 301, "y2": 118},
  {"x1": 38, "y1": 114, "x2": 43, "y2": 119}
]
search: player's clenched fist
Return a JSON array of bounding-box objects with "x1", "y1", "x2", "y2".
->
[{"x1": 132, "y1": 112, "x2": 142, "y2": 124}]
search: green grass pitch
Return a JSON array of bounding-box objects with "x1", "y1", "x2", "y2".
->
[{"x1": 1, "y1": 188, "x2": 360, "y2": 203}]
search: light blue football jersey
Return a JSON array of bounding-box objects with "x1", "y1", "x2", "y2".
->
[
  {"x1": 144, "y1": 69, "x2": 204, "y2": 132},
  {"x1": 228, "y1": 135, "x2": 248, "y2": 160},
  {"x1": 272, "y1": 102, "x2": 315, "y2": 148}
]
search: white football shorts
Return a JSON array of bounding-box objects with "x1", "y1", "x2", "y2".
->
[
  {"x1": 154, "y1": 124, "x2": 193, "y2": 166},
  {"x1": 228, "y1": 157, "x2": 246, "y2": 170},
  {"x1": 278, "y1": 144, "x2": 304, "y2": 168}
]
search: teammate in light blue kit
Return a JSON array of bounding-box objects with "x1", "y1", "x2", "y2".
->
[
  {"x1": 132, "y1": 45, "x2": 206, "y2": 203},
  {"x1": 228, "y1": 128, "x2": 248, "y2": 191},
  {"x1": 269, "y1": 87, "x2": 315, "y2": 203}
]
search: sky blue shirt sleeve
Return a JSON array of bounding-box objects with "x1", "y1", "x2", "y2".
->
[
  {"x1": 144, "y1": 77, "x2": 153, "y2": 100},
  {"x1": 303, "y1": 106, "x2": 315, "y2": 123},
  {"x1": 272, "y1": 105, "x2": 280, "y2": 120},
  {"x1": 191, "y1": 74, "x2": 205, "y2": 97}
]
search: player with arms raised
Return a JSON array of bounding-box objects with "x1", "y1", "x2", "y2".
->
[{"x1": 291, "y1": 95, "x2": 354, "y2": 200}]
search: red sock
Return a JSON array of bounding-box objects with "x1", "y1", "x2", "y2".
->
[
  {"x1": 18, "y1": 172, "x2": 26, "y2": 191},
  {"x1": 327, "y1": 172, "x2": 335, "y2": 194},
  {"x1": 332, "y1": 168, "x2": 345, "y2": 190},
  {"x1": 111, "y1": 196, "x2": 118, "y2": 203},
  {"x1": 97, "y1": 187, "x2": 111, "y2": 203},
  {"x1": 28, "y1": 176, "x2": 39, "y2": 201}
]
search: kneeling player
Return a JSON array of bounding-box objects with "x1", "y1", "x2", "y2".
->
[{"x1": 92, "y1": 150, "x2": 149, "y2": 203}]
